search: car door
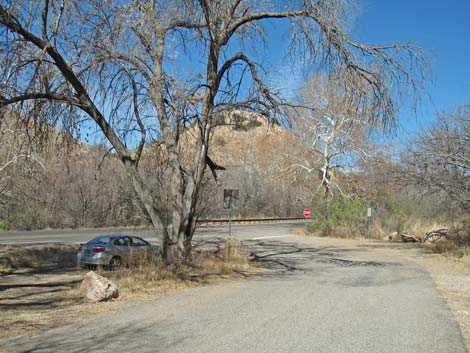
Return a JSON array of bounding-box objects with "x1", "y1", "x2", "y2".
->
[{"x1": 113, "y1": 236, "x2": 132, "y2": 265}]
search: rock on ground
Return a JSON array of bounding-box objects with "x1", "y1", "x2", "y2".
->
[{"x1": 81, "y1": 271, "x2": 119, "y2": 302}]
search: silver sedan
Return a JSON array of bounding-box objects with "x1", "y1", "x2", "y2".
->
[{"x1": 77, "y1": 234, "x2": 161, "y2": 270}]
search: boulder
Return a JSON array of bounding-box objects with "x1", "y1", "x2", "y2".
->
[
  {"x1": 383, "y1": 231, "x2": 398, "y2": 241},
  {"x1": 81, "y1": 271, "x2": 119, "y2": 302}
]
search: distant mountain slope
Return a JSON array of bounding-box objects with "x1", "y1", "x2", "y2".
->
[{"x1": 199, "y1": 111, "x2": 316, "y2": 217}]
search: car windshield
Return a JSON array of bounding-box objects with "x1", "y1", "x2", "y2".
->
[{"x1": 89, "y1": 236, "x2": 111, "y2": 245}]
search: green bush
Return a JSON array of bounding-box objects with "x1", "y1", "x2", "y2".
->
[
  {"x1": 307, "y1": 220, "x2": 325, "y2": 234},
  {"x1": 327, "y1": 197, "x2": 367, "y2": 223},
  {"x1": 307, "y1": 219, "x2": 333, "y2": 236},
  {"x1": 0, "y1": 220, "x2": 9, "y2": 232},
  {"x1": 307, "y1": 197, "x2": 367, "y2": 237}
]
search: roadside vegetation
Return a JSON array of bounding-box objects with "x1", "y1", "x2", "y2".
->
[
  {"x1": 426, "y1": 225, "x2": 470, "y2": 259},
  {"x1": 106, "y1": 241, "x2": 253, "y2": 298},
  {"x1": 301, "y1": 103, "x2": 469, "y2": 261},
  {"x1": 0, "y1": 220, "x2": 8, "y2": 232},
  {"x1": 305, "y1": 194, "x2": 469, "y2": 260},
  {"x1": 306, "y1": 194, "x2": 467, "y2": 235}
]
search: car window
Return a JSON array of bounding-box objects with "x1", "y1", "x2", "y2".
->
[
  {"x1": 131, "y1": 237, "x2": 148, "y2": 246},
  {"x1": 113, "y1": 236, "x2": 131, "y2": 246},
  {"x1": 90, "y1": 236, "x2": 110, "y2": 245}
]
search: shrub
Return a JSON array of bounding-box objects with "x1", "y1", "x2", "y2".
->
[
  {"x1": 307, "y1": 219, "x2": 335, "y2": 236},
  {"x1": 307, "y1": 197, "x2": 367, "y2": 237},
  {"x1": 431, "y1": 224, "x2": 470, "y2": 258},
  {"x1": 307, "y1": 220, "x2": 323, "y2": 233},
  {"x1": 0, "y1": 220, "x2": 9, "y2": 231},
  {"x1": 327, "y1": 197, "x2": 367, "y2": 224}
]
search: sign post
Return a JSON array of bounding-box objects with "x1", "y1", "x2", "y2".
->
[
  {"x1": 367, "y1": 207, "x2": 372, "y2": 239},
  {"x1": 223, "y1": 189, "x2": 239, "y2": 238}
]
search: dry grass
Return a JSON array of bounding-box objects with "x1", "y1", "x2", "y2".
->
[
  {"x1": 103, "y1": 240, "x2": 255, "y2": 299},
  {"x1": 0, "y1": 244, "x2": 77, "y2": 273},
  {"x1": 0, "y1": 240, "x2": 256, "y2": 344},
  {"x1": 428, "y1": 241, "x2": 470, "y2": 258},
  {"x1": 367, "y1": 219, "x2": 455, "y2": 241},
  {"x1": 291, "y1": 228, "x2": 307, "y2": 236},
  {"x1": 425, "y1": 225, "x2": 470, "y2": 259},
  {"x1": 368, "y1": 217, "x2": 449, "y2": 240},
  {"x1": 306, "y1": 217, "x2": 470, "y2": 253}
]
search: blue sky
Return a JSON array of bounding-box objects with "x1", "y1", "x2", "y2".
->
[
  {"x1": 264, "y1": 1, "x2": 470, "y2": 140},
  {"x1": 354, "y1": 0, "x2": 470, "y2": 138}
]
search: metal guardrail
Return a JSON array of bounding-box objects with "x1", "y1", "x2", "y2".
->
[{"x1": 196, "y1": 217, "x2": 309, "y2": 225}]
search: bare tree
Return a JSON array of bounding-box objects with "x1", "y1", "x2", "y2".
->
[
  {"x1": 0, "y1": 111, "x2": 45, "y2": 213},
  {"x1": 0, "y1": 0, "x2": 425, "y2": 262},
  {"x1": 291, "y1": 73, "x2": 373, "y2": 202},
  {"x1": 400, "y1": 104, "x2": 470, "y2": 212}
]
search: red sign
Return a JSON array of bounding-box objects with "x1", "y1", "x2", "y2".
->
[{"x1": 303, "y1": 208, "x2": 311, "y2": 218}]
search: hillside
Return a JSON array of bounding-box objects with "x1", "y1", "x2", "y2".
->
[{"x1": 199, "y1": 111, "x2": 316, "y2": 218}]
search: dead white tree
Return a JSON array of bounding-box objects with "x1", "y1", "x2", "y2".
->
[
  {"x1": 0, "y1": 0, "x2": 425, "y2": 262},
  {"x1": 291, "y1": 73, "x2": 373, "y2": 201}
]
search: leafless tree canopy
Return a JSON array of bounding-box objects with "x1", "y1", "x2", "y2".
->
[
  {"x1": 400, "y1": 104, "x2": 470, "y2": 212},
  {"x1": 0, "y1": 0, "x2": 425, "y2": 261}
]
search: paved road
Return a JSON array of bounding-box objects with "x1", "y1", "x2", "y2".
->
[
  {"x1": 0, "y1": 222, "x2": 306, "y2": 245},
  {"x1": 1, "y1": 233, "x2": 466, "y2": 353}
]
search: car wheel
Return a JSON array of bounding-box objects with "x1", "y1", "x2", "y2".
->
[{"x1": 109, "y1": 256, "x2": 123, "y2": 270}]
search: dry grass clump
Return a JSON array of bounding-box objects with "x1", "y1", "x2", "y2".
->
[
  {"x1": 0, "y1": 244, "x2": 77, "y2": 273},
  {"x1": 426, "y1": 225, "x2": 470, "y2": 259},
  {"x1": 291, "y1": 228, "x2": 307, "y2": 236},
  {"x1": 195, "y1": 239, "x2": 253, "y2": 276},
  {"x1": 430, "y1": 241, "x2": 470, "y2": 258},
  {"x1": 102, "y1": 240, "x2": 254, "y2": 299},
  {"x1": 305, "y1": 212, "x2": 470, "y2": 264}
]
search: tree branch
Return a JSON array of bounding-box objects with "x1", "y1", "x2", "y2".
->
[
  {"x1": 0, "y1": 5, "x2": 132, "y2": 161},
  {"x1": 0, "y1": 92, "x2": 80, "y2": 107}
]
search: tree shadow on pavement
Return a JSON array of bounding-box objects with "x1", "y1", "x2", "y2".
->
[
  {"x1": 1, "y1": 312, "x2": 199, "y2": 353},
  {"x1": 244, "y1": 239, "x2": 402, "y2": 280}
]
